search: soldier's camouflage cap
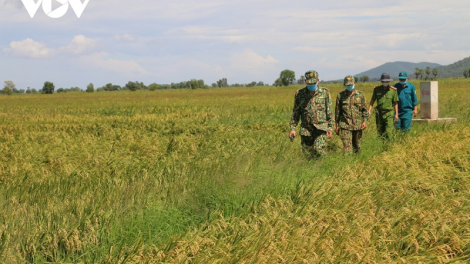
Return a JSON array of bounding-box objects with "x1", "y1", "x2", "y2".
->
[
  {"x1": 343, "y1": 75, "x2": 355, "y2": 85},
  {"x1": 304, "y1": 70, "x2": 318, "y2": 84}
]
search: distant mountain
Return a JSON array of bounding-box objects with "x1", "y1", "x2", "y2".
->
[
  {"x1": 353, "y1": 56, "x2": 470, "y2": 80},
  {"x1": 436, "y1": 56, "x2": 470, "y2": 78},
  {"x1": 354, "y1": 61, "x2": 442, "y2": 80}
]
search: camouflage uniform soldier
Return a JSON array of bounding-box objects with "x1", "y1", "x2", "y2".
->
[
  {"x1": 335, "y1": 75, "x2": 369, "y2": 153},
  {"x1": 289, "y1": 70, "x2": 334, "y2": 158},
  {"x1": 368, "y1": 73, "x2": 399, "y2": 140}
]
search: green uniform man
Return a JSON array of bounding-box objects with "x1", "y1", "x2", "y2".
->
[
  {"x1": 368, "y1": 73, "x2": 399, "y2": 139},
  {"x1": 335, "y1": 75, "x2": 369, "y2": 153},
  {"x1": 289, "y1": 70, "x2": 334, "y2": 158}
]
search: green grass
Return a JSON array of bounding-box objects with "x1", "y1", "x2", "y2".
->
[{"x1": 0, "y1": 79, "x2": 469, "y2": 263}]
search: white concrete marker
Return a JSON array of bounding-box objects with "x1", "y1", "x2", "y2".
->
[{"x1": 413, "y1": 81, "x2": 457, "y2": 124}]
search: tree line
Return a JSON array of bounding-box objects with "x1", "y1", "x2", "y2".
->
[
  {"x1": 462, "y1": 67, "x2": 470, "y2": 78},
  {"x1": 273, "y1": 70, "x2": 371, "y2": 86},
  {"x1": 271, "y1": 67, "x2": 442, "y2": 87},
  {"x1": 4, "y1": 65, "x2": 457, "y2": 95},
  {"x1": 414, "y1": 67, "x2": 439, "y2": 80},
  {"x1": 2, "y1": 78, "x2": 271, "y2": 95}
]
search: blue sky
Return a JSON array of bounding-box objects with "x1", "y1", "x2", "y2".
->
[{"x1": 1, "y1": 0, "x2": 469, "y2": 89}]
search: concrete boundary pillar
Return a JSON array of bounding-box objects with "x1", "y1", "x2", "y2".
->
[{"x1": 412, "y1": 81, "x2": 457, "y2": 124}]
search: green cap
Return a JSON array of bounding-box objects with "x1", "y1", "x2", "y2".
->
[
  {"x1": 398, "y1": 71, "x2": 408, "y2": 79},
  {"x1": 343, "y1": 75, "x2": 355, "y2": 85},
  {"x1": 304, "y1": 70, "x2": 318, "y2": 84}
]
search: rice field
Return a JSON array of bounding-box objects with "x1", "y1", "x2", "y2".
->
[{"x1": 0, "y1": 78, "x2": 469, "y2": 263}]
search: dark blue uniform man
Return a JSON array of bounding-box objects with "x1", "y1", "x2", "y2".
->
[{"x1": 393, "y1": 71, "x2": 418, "y2": 132}]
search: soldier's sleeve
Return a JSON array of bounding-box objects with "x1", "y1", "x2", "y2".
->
[
  {"x1": 325, "y1": 90, "x2": 334, "y2": 132},
  {"x1": 335, "y1": 93, "x2": 341, "y2": 125},
  {"x1": 361, "y1": 92, "x2": 369, "y2": 121},
  {"x1": 393, "y1": 90, "x2": 399, "y2": 103},
  {"x1": 371, "y1": 87, "x2": 377, "y2": 101},
  {"x1": 289, "y1": 91, "x2": 300, "y2": 131},
  {"x1": 411, "y1": 84, "x2": 418, "y2": 106}
]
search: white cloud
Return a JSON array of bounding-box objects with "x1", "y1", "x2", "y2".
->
[
  {"x1": 1, "y1": 0, "x2": 23, "y2": 10},
  {"x1": 378, "y1": 33, "x2": 428, "y2": 48},
  {"x1": 59, "y1": 35, "x2": 96, "y2": 55},
  {"x1": 3, "y1": 38, "x2": 54, "y2": 59},
  {"x1": 80, "y1": 52, "x2": 148, "y2": 76},
  {"x1": 4, "y1": 35, "x2": 96, "y2": 58},
  {"x1": 114, "y1": 34, "x2": 135, "y2": 41},
  {"x1": 227, "y1": 49, "x2": 279, "y2": 82},
  {"x1": 230, "y1": 49, "x2": 278, "y2": 69}
]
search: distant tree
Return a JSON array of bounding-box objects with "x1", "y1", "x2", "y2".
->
[
  {"x1": 273, "y1": 78, "x2": 282, "y2": 87},
  {"x1": 148, "y1": 83, "x2": 158, "y2": 91},
  {"x1": 69, "y1": 87, "x2": 81, "y2": 92},
  {"x1": 2, "y1": 87, "x2": 12, "y2": 95},
  {"x1": 354, "y1": 76, "x2": 359, "y2": 83},
  {"x1": 188, "y1": 79, "x2": 198, "y2": 89},
  {"x1": 359, "y1": 75, "x2": 369, "y2": 83},
  {"x1": 26, "y1": 87, "x2": 32, "y2": 94},
  {"x1": 245, "y1": 81, "x2": 254, "y2": 87},
  {"x1": 257, "y1": 81, "x2": 264, "y2": 86},
  {"x1": 432, "y1": 68, "x2": 438, "y2": 79},
  {"x1": 57, "y1": 87, "x2": 81, "y2": 93},
  {"x1": 425, "y1": 67, "x2": 431, "y2": 79},
  {"x1": 211, "y1": 83, "x2": 217, "y2": 88},
  {"x1": 419, "y1": 69, "x2": 425, "y2": 80},
  {"x1": 104, "y1": 83, "x2": 114, "y2": 91},
  {"x1": 297, "y1": 76, "x2": 306, "y2": 85},
  {"x1": 3, "y1": 80, "x2": 15, "y2": 95},
  {"x1": 217, "y1": 78, "x2": 228, "y2": 87},
  {"x1": 86, "y1": 83, "x2": 94, "y2": 93},
  {"x1": 414, "y1": 68, "x2": 420, "y2": 79},
  {"x1": 464, "y1": 70, "x2": 469, "y2": 78},
  {"x1": 42, "y1": 81, "x2": 55, "y2": 94},
  {"x1": 197, "y1": 79, "x2": 205, "y2": 88},
  {"x1": 125, "y1": 81, "x2": 138, "y2": 91},
  {"x1": 279, "y1": 69, "x2": 295, "y2": 86}
]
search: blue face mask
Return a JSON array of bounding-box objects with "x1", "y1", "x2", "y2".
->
[
  {"x1": 345, "y1": 85, "x2": 355, "y2": 91},
  {"x1": 307, "y1": 84, "x2": 318, "y2": 91},
  {"x1": 399, "y1": 80, "x2": 407, "y2": 85}
]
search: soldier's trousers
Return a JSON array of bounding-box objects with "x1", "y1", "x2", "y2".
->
[
  {"x1": 340, "y1": 129, "x2": 363, "y2": 153},
  {"x1": 301, "y1": 129, "x2": 327, "y2": 158},
  {"x1": 376, "y1": 111, "x2": 394, "y2": 139},
  {"x1": 395, "y1": 111, "x2": 413, "y2": 132}
]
